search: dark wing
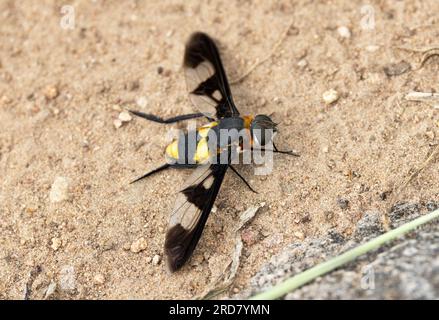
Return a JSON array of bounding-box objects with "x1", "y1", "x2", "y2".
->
[
  {"x1": 184, "y1": 32, "x2": 239, "y2": 120},
  {"x1": 164, "y1": 164, "x2": 228, "y2": 272}
]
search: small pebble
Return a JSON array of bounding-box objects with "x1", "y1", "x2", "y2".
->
[
  {"x1": 49, "y1": 176, "x2": 70, "y2": 203},
  {"x1": 366, "y1": 45, "x2": 380, "y2": 52},
  {"x1": 113, "y1": 119, "x2": 123, "y2": 129},
  {"x1": 112, "y1": 104, "x2": 122, "y2": 111},
  {"x1": 152, "y1": 254, "x2": 161, "y2": 265},
  {"x1": 0, "y1": 95, "x2": 12, "y2": 106},
  {"x1": 93, "y1": 273, "x2": 105, "y2": 285},
  {"x1": 50, "y1": 237, "x2": 62, "y2": 251},
  {"x1": 297, "y1": 59, "x2": 308, "y2": 68},
  {"x1": 337, "y1": 26, "x2": 351, "y2": 38},
  {"x1": 383, "y1": 61, "x2": 411, "y2": 77},
  {"x1": 136, "y1": 96, "x2": 148, "y2": 108},
  {"x1": 43, "y1": 85, "x2": 59, "y2": 100},
  {"x1": 322, "y1": 89, "x2": 339, "y2": 105},
  {"x1": 130, "y1": 237, "x2": 148, "y2": 253},
  {"x1": 136, "y1": 97, "x2": 148, "y2": 109},
  {"x1": 118, "y1": 111, "x2": 132, "y2": 122},
  {"x1": 294, "y1": 231, "x2": 305, "y2": 240}
]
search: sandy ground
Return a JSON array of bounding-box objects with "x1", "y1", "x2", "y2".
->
[{"x1": 1, "y1": 0, "x2": 438, "y2": 299}]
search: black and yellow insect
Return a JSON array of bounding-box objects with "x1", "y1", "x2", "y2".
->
[{"x1": 130, "y1": 32, "x2": 298, "y2": 272}]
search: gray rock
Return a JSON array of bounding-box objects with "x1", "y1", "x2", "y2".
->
[{"x1": 242, "y1": 202, "x2": 439, "y2": 299}]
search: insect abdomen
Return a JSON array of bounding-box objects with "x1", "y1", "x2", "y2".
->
[{"x1": 165, "y1": 122, "x2": 218, "y2": 165}]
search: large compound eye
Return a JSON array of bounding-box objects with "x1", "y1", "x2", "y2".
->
[{"x1": 251, "y1": 115, "x2": 277, "y2": 146}]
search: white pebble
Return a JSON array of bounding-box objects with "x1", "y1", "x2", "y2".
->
[
  {"x1": 152, "y1": 254, "x2": 161, "y2": 265},
  {"x1": 136, "y1": 96, "x2": 148, "y2": 108},
  {"x1": 294, "y1": 231, "x2": 305, "y2": 240},
  {"x1": 118, "y1": 111, "x2": 132, "y2": 122},
  {"x1": 113, "y1": 119, "x2": 123, "y2": 129},
  {"x1": 297, "y1": 59, "x2": 308, "y2": 68},
  {"x1": 112, "y1": 104, "x2": 122, "y2": 111},
  {"x1": 49, "y1": 177, "x2": 70, "y2": 203},
  {"x1": 366, "y1": 45, "x2": 379, "y2": 52},
  {"x1": 51, "y1": 237, "x2": 62, "y2": 251},
  {"x1": 93, "y1": 273, "x2": 105, "y2": 285},
  {"x1": 322, "y1": 89, "x2": 340, "y2": 105},
  {"x1": 337, "y1": 26, "x2": 351, "y2": 38},
  {"x1": 130, "y1": 237, "x2": 148, "y2": 253}
]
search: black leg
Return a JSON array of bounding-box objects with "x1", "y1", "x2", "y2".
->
[
  {"x1": 253, "y1": 143, "x2": 300, "y2": 157},
  {"x1": 273, "y1": 143, "x2": 300, "y2": 156},
  {"x1": 130, "y1": 163, "x2": 171, "y2": 184},
  {"x1": 129, "y1": 110, "x2": 211, "y2": 124},
  {"x1": 229, "y1": 165, "x2": 258, "y2": 194}
]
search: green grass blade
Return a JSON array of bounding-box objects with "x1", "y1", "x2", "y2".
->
[{"x1": 250, "y1": 209, "x2": 439, "y2": 300}]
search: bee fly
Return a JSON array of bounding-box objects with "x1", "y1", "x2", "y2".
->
[{"x1": 129, "y1": 32, "x2": 298, "y2": 272}]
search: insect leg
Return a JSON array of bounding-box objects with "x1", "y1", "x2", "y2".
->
[
  {"x1": 129, "y1": 110, "x2": 211, "y2": 124},
  {"x1": 229, "y1": 165, "x2": 258, "y2": 194},
  {"x1": 253, "y1": 144, "x2": 300, "y2": 157},
  {"x1": 130, "y1": 163, "x2": 171, "y2": 184},
  {"x1": 273, "y1": 143, "x2": 300, "y2": 156}
]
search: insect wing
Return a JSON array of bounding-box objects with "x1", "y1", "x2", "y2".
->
[
  {"x1": 164, "y1": 164, "x2": 228, "y2": 272},
  {"x1": 184, "y1": 32, "x2": 239, "y2": 119}
]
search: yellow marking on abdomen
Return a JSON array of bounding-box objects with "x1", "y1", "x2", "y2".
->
[
  {"x1": 165, "y1": 121, "x2": 218, "y2": 163},
  {"x1": 198, "y1": 121, "x2": 218, "y2": 138},
  {"x1": 193, "y1": 137, "x2": 210, "y2": 164},
  {"x1": 165, "y1": 140, "x2": 179, "y2": 160}
]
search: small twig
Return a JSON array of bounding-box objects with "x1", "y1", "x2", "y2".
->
[
  {"x1": 230, "y1": 19, "x2": 295, "y2": 84},
  {"x1": 405, "y1": 91, "x2": 439, "y2": 108},
  {"x1": 417, "y1": 48, "x2": 439, "y2": 70},
  {"x1": 197, "y1": 204, "x2": 264, "y2": 299},
  {"x1": 394, "y1": 46, "x2": 439, "y2": 70},
  {"x1": 394, "y1": 45, "x2": 439, "y2": 53},
  {"x1": 386, "y1": 144, "x2": 439, "y2": 229}
]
